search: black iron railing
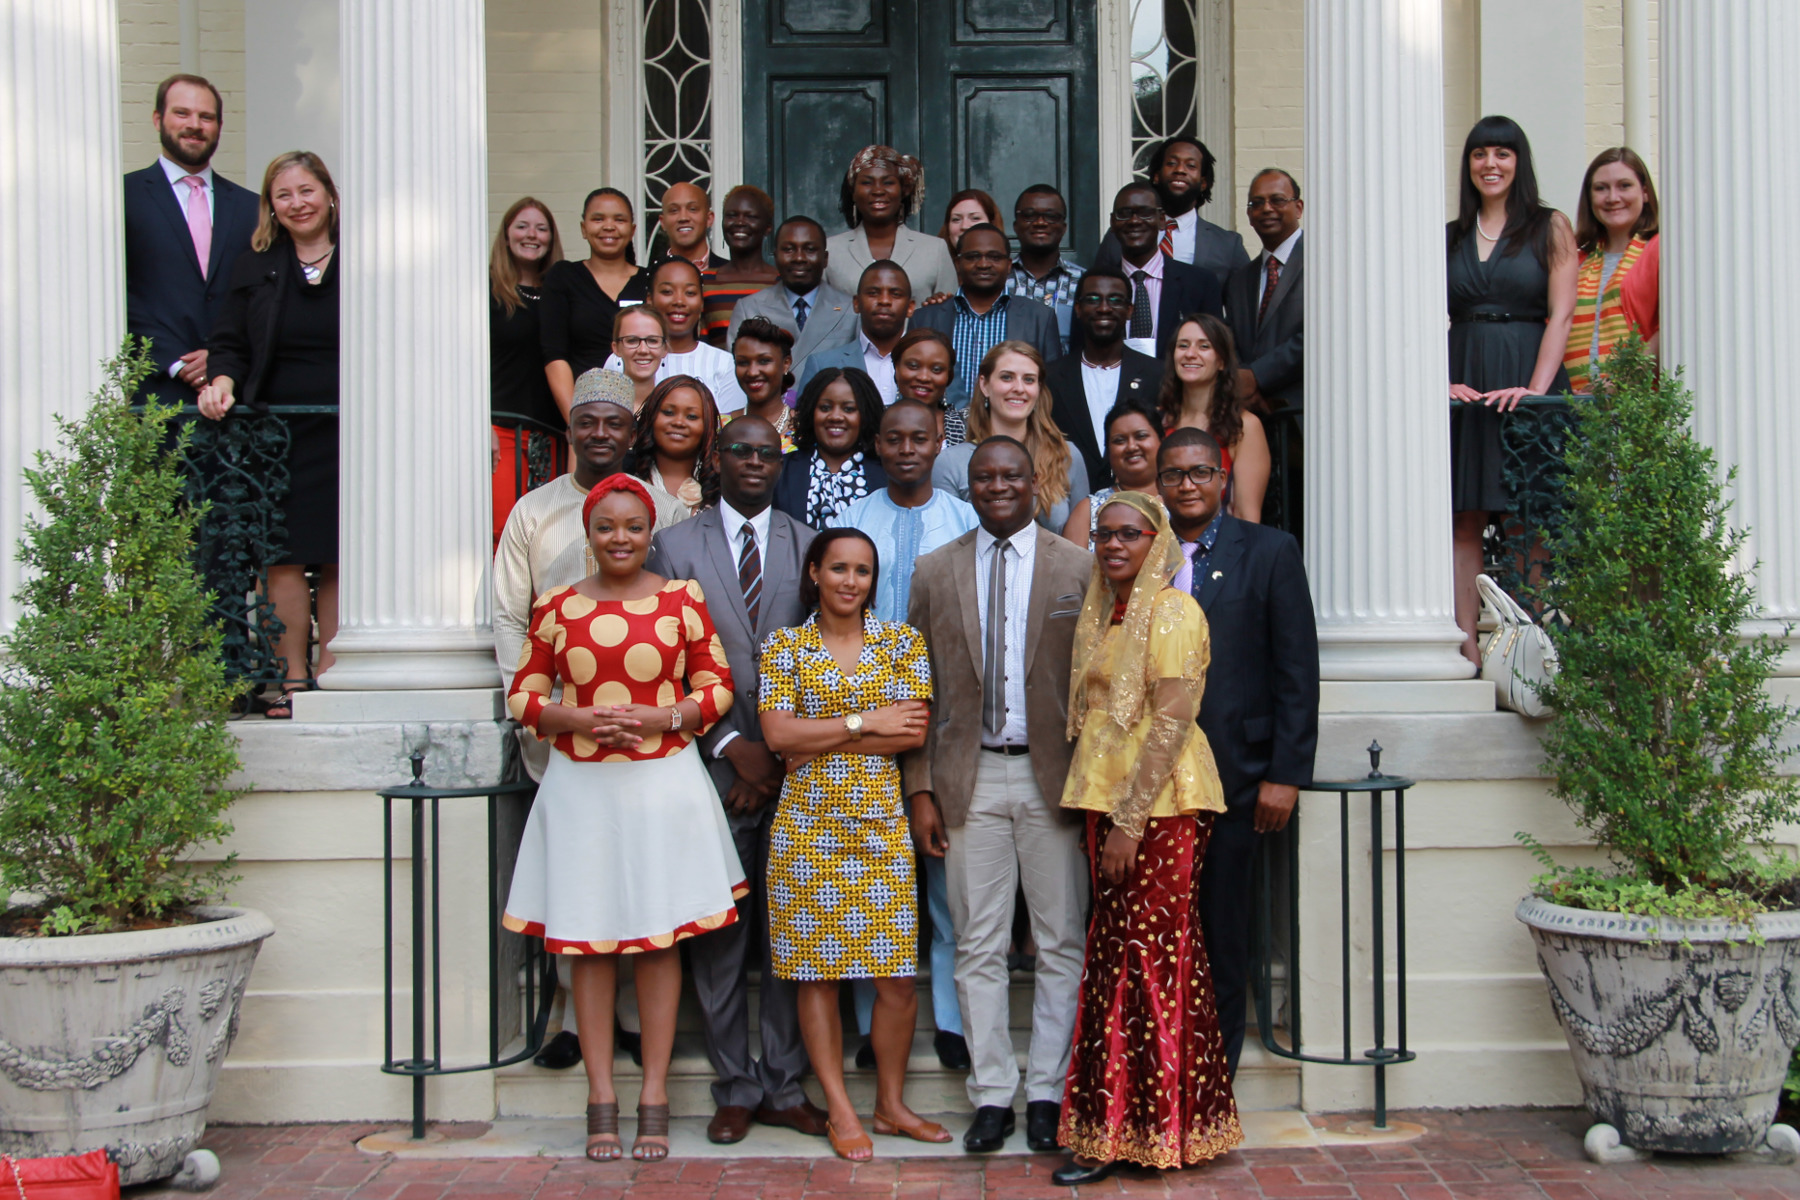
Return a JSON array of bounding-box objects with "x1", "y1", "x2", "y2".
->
[
  {"x1": 491, "y1": 411, "x2": 568, "y2": 506},
  {"x1": 1254, "y1": 742, "x2": 1415, "y2": 1129},
  {"x1": 1262, "y1": 405, "x2": 1303, "y2": 542},
  {"x1": 1485, "y1": 396, "x2": 1576, "y2": 611},
  {"x1": 380, "y1": 751, "x2": 555, "y2": 1140}
]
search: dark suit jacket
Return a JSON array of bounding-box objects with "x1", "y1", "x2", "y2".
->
[
  {"x1": 1224, "y1": 233, "x2": 1304, "y2": 407},
  {"x1": 908, "y1": 293, "x2": 1063, "y2": 376},
  {"x1": 1043, "y1": 348, "x2": 1162, "y2": 490},
  {"x1": 124, "y1": 163, "x2": 259, "y2": 403},
  {"x1": 206, "y1": 244, "x2": 305, "y2": 409},
  {"x1": 899, "y1": 526, "x2": 1092, "y2": 827},
  {"x1": 1071, "y1": 253, "x2": 1222, "y2": 361},
  {"x1": 1191, "y1": 514, "x2": 1320, "y2": 808},
  {"x1": 1095, "y1": 215, "x2": 1250, "y2": 290},
  {"x1": 772, "y1": 452, "x2": 888, "y2": 530},
  {"x1": 646, "y1": 506, "x2": 809, "y2": 799}
]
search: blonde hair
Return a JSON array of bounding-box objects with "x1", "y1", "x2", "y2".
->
[
  {"x1": 252, "y1": 151, "x2": 340, "y2": 253},
  {"x1": 490, "y1": 197, "x2": 564, "y2": 316},
  {"x1": 966, "y1": 340, "x2": 1071, "y2": 517}
]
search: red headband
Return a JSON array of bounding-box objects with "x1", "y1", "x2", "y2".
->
[{"x1": 582, "y1": 473, "x2": 657, "y2": 529}]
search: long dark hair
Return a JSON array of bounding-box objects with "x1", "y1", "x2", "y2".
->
[
  {"x1": 792, "y1": 367, "x2": 885, "y2": 458},
  {"x1": 625, "y1": 374, "x2": 720, "y2": 508},
  {"x1": 800, "y1": 528, "x2": 881, "y2": 614},
  {"x1": 1448, "y1": 115, "x2": 1556, "y2": 267},
  {"x1": 1156, "y1": 313, "x2": 1245, "y2": 452},
  {"x1": 1573, "y1": 147, "x2": 1660, "y2": 254}
]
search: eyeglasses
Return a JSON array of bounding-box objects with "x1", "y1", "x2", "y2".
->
[
  {"x1": 1246, "y1": 196, "x2": 1296, "y2": 212},
  {"x1": 1012, "y1": 211, "x2": 1066, "y2": 225},
  {"x1": 720, "y1": 442, "x2": 783, "y2": 464},
  {"x1": 1157, "y1": 465, "x2": 1226, "y2": 487},
  {"x1": 617, "y1": 335, "x2": 665, "y2": 349},
  {"x1": 958, "y1": 250, "x2": 1011, "y2": 264},
  {"x1": 1092, "y1": 527, "x2": 1150, "y2": 545},
  {"x1": 1110, "y1": 206, "x2": 1164, "y2": 223},
  {"x1": 1077, "y1": 293, "x2": 1133, "y2": 308}
]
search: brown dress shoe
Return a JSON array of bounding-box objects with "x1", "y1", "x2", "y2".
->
[
  {"x1": 707, "y1": 1104, "x2": 755, "y2": 1144},
  {"x1": 755, "y1": 1097, "x2": 832, "y2": 1137}
]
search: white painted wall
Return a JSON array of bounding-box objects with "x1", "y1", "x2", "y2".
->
[
  {"x1": 1478, "y1": 0, "x2": 1588, "y2": 218},
  {"x1": 242, "y1": 0, "x2": 338, "y2": 184}
]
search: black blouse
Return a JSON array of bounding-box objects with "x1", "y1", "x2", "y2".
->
[
  {"x1": 490, "y1": 285, "x2": 559, "y2": 428},
  {"x1": 538, "y1": 259, "x2": 648, "y2": 378}
]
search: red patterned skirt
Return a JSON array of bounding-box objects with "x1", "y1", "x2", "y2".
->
[{"x1": 1058, "y1": 811, "x2": 1243, "y2": 1169}]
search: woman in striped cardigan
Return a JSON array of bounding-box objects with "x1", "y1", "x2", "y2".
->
[{"x1": 1562, "y1": 147, "x2": 1660, "y2": 391}]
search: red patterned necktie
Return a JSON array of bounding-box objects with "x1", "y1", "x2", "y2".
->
[
  {"x1": 1159, "y1": 219, "x2": 1177, "y2": 259},
  {"x1": 1258, "y1": 254, "x2": 1282, "y2": 325}
]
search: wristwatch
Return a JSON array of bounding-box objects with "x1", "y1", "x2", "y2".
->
[
  {"x1": 843, "y1": 712, "x2": 864, "y2": 741},
  {"x1": 669, "y1": 705, "x2": 683, "y2": 732}
]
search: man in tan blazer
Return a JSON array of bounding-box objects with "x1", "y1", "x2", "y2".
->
[{"x1": 902, "y1": 436, "x2": 1093, "y2": 1155}]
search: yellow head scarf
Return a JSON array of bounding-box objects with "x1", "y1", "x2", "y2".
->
[{"x1": 1067, "y1": 490, "x2": 1181, "y2": 741}]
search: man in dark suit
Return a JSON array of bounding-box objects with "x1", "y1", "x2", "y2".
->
[
  {"x1": 908, "y1": 224, "x2": 1060, "y2": 409},
  {"x1": 1094, "y1": 137, "x2": 1250, "y2": 286},
  {"x1": 124, "y1": 73, "x2": 259, "y2": 404},
  {"x1": 644, "y1": 415, "x2": 829, "y2": 1145},
  {"x1": 1156, "y1": 426, "x2": 1319, "y2": 1075},
  {"x1": 726, "y1": 216, "x2": 858, "y2": 362},
  {"x1": 903, "y1": 436, "x2": 1093, "y2": 1154},
  {"x1": 1078, "y1": 183, "x2": 1221, "y2": 362},
  {"x1": 1044, "y1": 270, "x2": 1162, "y2": 489},
  {"x1": 1224, "y1": 169, "x2": 1305, "y2": 412}
]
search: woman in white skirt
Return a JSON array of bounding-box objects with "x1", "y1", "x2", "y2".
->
[{"x1": 503, "y1": 472, "x2": 745, "y2": 1163}]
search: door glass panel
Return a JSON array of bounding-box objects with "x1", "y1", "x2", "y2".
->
[
  {"x1": 1130, "y1": 0, "x2": 1199, "y2": 175},
  {"x1": 644, "y1": 0, "x2": 714, "y2": 251}
]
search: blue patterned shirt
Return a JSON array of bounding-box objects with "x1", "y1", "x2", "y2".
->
[
  {"x1": 947, "y1": 292, "x2": 1013, "y2": 411},
  {"x1": 836, "y1": 488, "x2": 979, "y2": 623},
  {"x1": 1007, "y1": 257, "x2": 1085, "y2": 354}
]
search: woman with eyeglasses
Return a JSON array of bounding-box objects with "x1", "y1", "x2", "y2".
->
[
  {"x1": 606, "y1": 258, "x2": 748, "y2": 415},
  {"x1": 625, "y1": 375, "x2": 720, "y2": 519},
  {"x1": 1061, "y1": 404, "x2": 1164, "y2": 547},
  {"x1": 612, "y1": 306, "x2": 671, "y2": 409},
  {"x1": 731, "y1": 315, "x2": 797, "y2": 450},
  {"x1": 542, "y1": 187, "x2": 648, "y2": 419},
  {"x1": 1157, "y1": 314, "x2": 1267, "y2": 523},
  {"x1": 1050, "y1": 490, "x2": 1239, "y2": 1186},
  {"x1": 773, "y1": 367, "x2": 889, "y2": 529}
]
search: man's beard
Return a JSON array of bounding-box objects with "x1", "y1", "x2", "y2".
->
[
  {"x1": 160, "y1": 125, "x2": 218, "y2": 170},
  {"x1": 1155, "y1": 179, "x2": 1199, "y2": 218}
]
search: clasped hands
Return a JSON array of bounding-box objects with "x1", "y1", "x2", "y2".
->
[{"x1": 1450, "y1": 382, "x2": 1532, "y2": 412}]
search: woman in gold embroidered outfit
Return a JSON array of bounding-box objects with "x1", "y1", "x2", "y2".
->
[{"x1": 1052, "y1": 490, "x2": 1242, "y2": 1186}]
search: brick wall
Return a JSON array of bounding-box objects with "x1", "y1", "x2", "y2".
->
[
  {"x1": 118, "y1": 0, "x2": 248, "y2": 185},
  {"x1": 1582, "y1": 0, "x2": 1658, "y2": 178},
  {"x1": 1229, "y1": 0, "x2": 1302, "y2": 248}
]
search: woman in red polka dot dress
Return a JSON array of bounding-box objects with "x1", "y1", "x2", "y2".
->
[{"x1": 502, "y1": 473, "x2": 744, "y2": 1164}]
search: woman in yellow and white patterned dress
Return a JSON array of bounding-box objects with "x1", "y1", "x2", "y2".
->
[{"x1": 758, "y1": 527, "x2": 946, "y2": 1161}]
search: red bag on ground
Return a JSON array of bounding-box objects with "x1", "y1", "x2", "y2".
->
[{"x1": 0, "y1": 1151, "x2": 120, "y2": 1200}]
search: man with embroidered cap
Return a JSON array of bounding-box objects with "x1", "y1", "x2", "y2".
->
[{"x1": 493, "y1": 368, "x2": 683, "y2": 1070}]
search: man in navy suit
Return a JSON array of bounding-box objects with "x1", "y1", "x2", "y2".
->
[
  {"x1": 1156, "y1": 425, "x2": 1319, "y2": 1076},
  {"x1": 1076, "y1": 183, "x2": 1221, "y2": 362},
  {"x1": 124, "y1": 74, "x2": 259, "y2": 404}
]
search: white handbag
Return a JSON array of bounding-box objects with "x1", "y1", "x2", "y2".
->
[{"x1": 1477, "y1": 573, "x2": 1558, "y2": 718}]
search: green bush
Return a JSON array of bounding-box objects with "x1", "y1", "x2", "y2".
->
[
  {"x1": 1526, "y1": 338, "x2": 1798, "y2": 912},
  {"x1": 0, "y1": 342, "x2": 241, "y2": 935}
]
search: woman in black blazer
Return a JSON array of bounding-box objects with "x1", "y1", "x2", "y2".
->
[
  {"x1": 772, "y1": 367, "x2": 888, "y2": 529},
  {"x1": 199, "y1": 150, "x2": 341, "y2": 716}
]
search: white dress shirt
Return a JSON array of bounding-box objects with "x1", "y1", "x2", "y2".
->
[
  {"x1": 974, "y1": 526, "x2": 1035, "y2": 747},
  {"x1": 709, "y1": 499, "x2": 772, "y2": 757},
  {"x1": 159, "y1": 155, "x2": 215, "y2": 220},
  {"x1": 858, "y1": 329, "x2": 899, "y2": 405},
  {"x1": 1169, "y1": 207, "x2": 1198, "y2": 264},
  {"x1": 1078, "y1": 358, "x2": 1123, "y2": 450}
]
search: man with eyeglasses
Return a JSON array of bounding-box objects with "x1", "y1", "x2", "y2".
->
[
  {"x1": 1094, "y1": 136, "x2": 1250, "y2": 288},
  {"x1": 1081, "y1": 182, "x2": 1222, "y2": 361},
  {"x1": 910, "y1": 224, "x2": 1060, "y2": 409},
  {"x1": 1224, "y1": 169, "x2": 1306, "y2": 412},
  {"x1": 1154, "y1": 425, "x2": 1318, "y2": 1079},
  {"x1": 1043, "y1": 270, "x2": 1161, "y2": 489},
  {"x1": 644, "y1": 416, "x2": 828, "y2": 1146},
  {"x1": 1005, "y1": 185, "x2": 1086, "y2": 354}
]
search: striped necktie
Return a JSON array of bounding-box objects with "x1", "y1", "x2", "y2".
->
[
  {"x1": 1159, "y1": 218, "x2": 1177, "y2": 259},
  {"x1": 737, "y1": 523, "x2": 762, "y2": 628}
]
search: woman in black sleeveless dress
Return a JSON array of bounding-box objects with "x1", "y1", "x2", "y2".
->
[{"x1": 1446, "y1": 116, "x2": 1577, "y2": 664}]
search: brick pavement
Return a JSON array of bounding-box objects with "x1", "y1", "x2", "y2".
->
[{"x1": 137, "y1": 1110, "x2": 1800, "y2": 1200}]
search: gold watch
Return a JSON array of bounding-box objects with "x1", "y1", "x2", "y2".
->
[{"x1": 843, "y1": 712, "x2": 865, "y2": 741}]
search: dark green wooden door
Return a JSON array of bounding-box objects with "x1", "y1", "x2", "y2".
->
[{"x1": 742, "y1": 0, "x2": 1099, "y2": 256}]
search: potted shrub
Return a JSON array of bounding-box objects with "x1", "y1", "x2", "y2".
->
[
  {"x1": 0, "y1": 345, "x2": 273, "y2": 1186},
  {"x1": 1515, "y1": 338, "x2": 1800, "y2": 1161}
]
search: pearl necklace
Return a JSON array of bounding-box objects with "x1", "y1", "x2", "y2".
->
[{"x1": 1475, "y1": 215, "x2": 1504, "y2": 243}]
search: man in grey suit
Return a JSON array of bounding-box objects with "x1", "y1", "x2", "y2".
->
[
  {"x1": 903, "y1": 437, "x2": 1093, "y2": 1155},
  {"x1": 1094, "y1": 136, "x2": 1250, "y2": 287},
  {"x1": 1225, "y1": 169, "x2": 1305, "y2": 411},
  {"x1": 644, "y1": 416, "x2": 828, "y2": 1146},
  {"x1": 910, "y1": 225, "x2": 1061, "y2": 409},
  {"x1": 725, "y1": 217, "x2": 858, "y2": 363}
]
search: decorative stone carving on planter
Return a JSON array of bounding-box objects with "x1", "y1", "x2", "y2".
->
[
  {"x1": 0, "y1": 906, "x2": 274, "y2": 1186},
  {"x1": 1518, "y1": 896, "x2": 1800, "y2": 1161}
]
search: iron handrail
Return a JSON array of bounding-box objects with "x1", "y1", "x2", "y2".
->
[{"x1": 380, "y1": 752, "x2": 555, "y2": 1140}]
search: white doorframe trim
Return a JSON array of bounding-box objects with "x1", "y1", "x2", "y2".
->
[
  {"x1": 1097, "y1": 0, "x2": 1135, "y2": 207},
  {"x1": 605, "y1": 0, "x2": 646, "y2": 261},
  {"x1": 710, "y1": 0, "x2": 744, "y2": 255}
]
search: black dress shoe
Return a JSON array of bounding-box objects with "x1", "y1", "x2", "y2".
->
[
  {"x1": 934, "y1": 1030, "x2": 971, "y2": 1070},
  {"x1": 854, "y1": 1037, "x2": 876, "y2": 1069},
  {"x1": 616, "y1": 1025, "x2": 643, "y2": 1067},
  {"x1": 532, "y1": 1030, "x2": 582, "y2": 1070},
  {"x1": 1025, "y1": 1100, "x2": 1060, "y2": 1151},
  {"x1": 1051, "y1": 1158, "x2": 1125, "y2": 1186},
  {"x1": 963, "y1": 1105, "x2": 1015, "y2": 1152}
]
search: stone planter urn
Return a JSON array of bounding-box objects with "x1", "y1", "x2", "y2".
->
[
  {"x1": 0, "y1": 906, "x2": 274, "y2": 1185},
  {"x1": 1518, "y1": 896, "x2": 1800, "y2": 1162}
]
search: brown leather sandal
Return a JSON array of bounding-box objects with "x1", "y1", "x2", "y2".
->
[
  {"x1": 872, "y1": 1110, "x2": 953, "y2": 1143},
  {"x1": 632, "y1": 1102, "x2": 670, "y2": 1162},
  {"x1": 585, "y1": 1101, "x2": 621, "y2": 1162},
  {"x1": 827, "y1": 1118, "x2": 874, "y2": 1161}
]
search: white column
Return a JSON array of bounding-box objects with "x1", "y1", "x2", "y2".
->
[
  {"x1": 1662, "y1": 1, "x2": 1800, "y2": 673},
  {"x1": 1303, "y1": 0, "x2": 1472, "y2": 682},
  {"x1": 321, "y1": 0, "x2": 497, "y2": 691},
  {"x1": 0, "y1": 0, "x2": 122, "y2": 635}
]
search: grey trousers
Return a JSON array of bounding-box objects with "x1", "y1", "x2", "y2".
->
[
  {"x1": 944, "y1": 749, "x2": 1088, "y2": 1109},
  {"x1": 687, "y1": 800, "x2": 808, "y2": 1110}
]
